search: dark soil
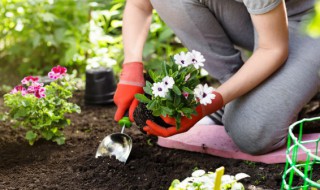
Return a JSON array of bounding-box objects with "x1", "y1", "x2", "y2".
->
[{"x1": 0, "y1": 91, "x2": 319, "y2": 190}]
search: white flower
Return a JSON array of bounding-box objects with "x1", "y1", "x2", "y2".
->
[
  {"x1": 221, "y1": 175, "x2": 234, "y2": 184},
  {"x1": 194, "y1": 84, "x2": 215, "y2": 106},
  {"x1": 152, "y1": 82, "x2": 168, "y2": 98},
  {"x1": 186, "y1": 50, "x2": 205, "y2": 69},
  {"x1": 192, "y1": 170, "x2": 206, "y2": 177},
  {"x1": 174, "y1": 52, "x2": 191, "y2": 67},
  {"x1": 95, "y1": 47, "x2": 108, "y2": 55},
  {"x1": 235, "y1": 173, "x2": 250, "y2": 181},
  {"x1": 231, "y1": 182, "x2": 245, "y2": 190},
  {"x1": 162, "y1": 76, "x2": 175, "y2": 89}
]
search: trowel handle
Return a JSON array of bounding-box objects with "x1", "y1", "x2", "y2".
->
[{"x1": 118, "y1": 112, "x2": 132, "y2": 128}]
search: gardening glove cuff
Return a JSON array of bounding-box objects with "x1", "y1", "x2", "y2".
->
[
  {"x1": 119, "y1": 62, "x2": 145, "y2": 87},
  {"x1": 114, "y1": 62, "x2": 145, "y2": 122}
]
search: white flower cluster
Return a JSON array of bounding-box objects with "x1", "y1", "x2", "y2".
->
[
  {"x1": 152, "y1": 76, "x2": 175, "y2": 98},
  {"x1": 86, "y1": 48, "x2": 117, "y2": 70},
  {"x1": 152, "y1": 51, "x2": 215, "y2": 105},
  {"x1": 169, "y1": 169, "x2": 249, "y2": 190},
  {"x1": 174, "y1": 50, "x2": 205, "y2": 69}
]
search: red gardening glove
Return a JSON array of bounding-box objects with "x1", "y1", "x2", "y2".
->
[
  {"x1": 143, "y1": 91, "x2": 223, "y2": 137},
  {"x1": 114, "y1": 62, "x2": 145, "y2": 122}
]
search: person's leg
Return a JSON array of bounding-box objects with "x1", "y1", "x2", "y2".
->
[
  {"x1": 223, "y1": 16, "x2": 320, "y2": 155},
  {"x1": 150, "y1": 0, "x2": 254, "y2": 83}
]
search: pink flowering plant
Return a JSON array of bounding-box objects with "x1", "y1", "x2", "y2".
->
[
  {"x1": 4, "y1": 65, "x2": 81, "y2": 145},
  {"x1": 135, "y1": 50, "x2": 215, "y2": 129}
]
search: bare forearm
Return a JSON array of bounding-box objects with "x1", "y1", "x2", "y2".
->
[
  {"x1": 123, "y1": 0, "x2": 153, "y2": 63},
  {"x1": 216, "y1": 47, "x2": 288, "y2": 104}
]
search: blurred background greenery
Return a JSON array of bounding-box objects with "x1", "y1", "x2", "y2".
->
[
  {"x1": 0, "y1": 0, "x2": 319, "y2": 87},
  {"x1": 0, "y1": 0, "x2": 186, "y2": 87}
]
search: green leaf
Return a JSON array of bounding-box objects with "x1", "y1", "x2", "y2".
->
[
  {"x1": 54, "y1": 137, "x2": 65, "y2": 145},
  {"x1": 32, "y1": 125, "x2": 43, "y2": 130},
  {"x1": 161, "y1": 61, "x2": 168, "y2": 76},
  {"x1": 26, "y1": 131, "x2": 37, "y2": 145},
  {"x1": 54, "y1": 28, "x2": 66, "y2": 43},
  {"x1": 13, "y1": 108, "x2": 28, "y2": 119},
  {"x1": 174, "y1": 94, "x2": 181, "y2": 107},
  {"x1": 42, "y1": 130, "x2": 53, "y2": 140},
  {"x1": 166, "y1": 101, "x2": 174, "y2": 108},
  {"x1": 32, "y1": 32, "x2": 41, "y2": 48},
  {"x1": 135, "y1": 94, "x2": 151, "y2": 103},
  {"x1": 147, "y1": 100, "x2": 156, "y2": 110},
  {"x1": 143, "y1": 41, "x2": 155, "y2": 58},
  {"x1": 175, "y1": 115, "x2": 182, "y2": 130},
  {"x1": 148, "y1": 70, "x2": 156, "y2": 82},
  {"x1": 143, "y1": 86, "x2": 152, "y2": 96},
  {"x1": 161, "y1": 106, "x2": 173, "y2": 116},
  {"x1": 172, "y1": 85, "x2": 181, "y2": 96},
  {"x1": 181, "y1": 107, "x2": 194, "y2": 114},
  {"x1": 146, "y1": 81, "x2": 152, "y2": 88},
  {"x1": 182, "y1": 87, "x2": 194, "y2": 94},
  {"x1": 152, "y1": 109, "x2": 161, "y2": 116},
  {"x1": 159, "y1": 27, "x2": 174, "y2": 42}
]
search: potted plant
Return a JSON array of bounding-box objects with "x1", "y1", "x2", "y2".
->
[
  {"x1": 84, "y1": 47, "x2": 117, "y2": 105},
  {"x1": 134, "y1": 50, "x2": 215, "y2": 130},
  {"x1": 3, "y1": 65, "x2": 81, "y2": 145}
]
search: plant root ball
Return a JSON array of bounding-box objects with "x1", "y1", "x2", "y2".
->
[{"x1": 134, "y1": 102, "x2": 171, "y2": 133}]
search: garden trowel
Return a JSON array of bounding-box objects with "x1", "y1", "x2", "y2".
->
[{"x1": 95, "y1": 115, "x2": 132, "y2": 163}]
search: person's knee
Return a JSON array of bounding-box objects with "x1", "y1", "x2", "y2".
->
[
  {"x1": 223, "y1": 108, "x2": 288, "y2": 155},
  {"x1": 236, "y1": 135, "x2": 286, "y2": 155},
  {"x1": 225, "y1": 123, "x2": 287, "y2": 155}
]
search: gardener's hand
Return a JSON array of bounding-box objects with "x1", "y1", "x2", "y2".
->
[
  {"x1": 143, "y1": 91, "x2": 224, "y2": 137},
  {"x1": 114, "y1": 62, "x2": 145, "y2": 122}
]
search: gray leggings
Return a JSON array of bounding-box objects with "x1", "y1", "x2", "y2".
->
[{"x1": 150, "y1": 0, "x2": 320, "y2": 154}]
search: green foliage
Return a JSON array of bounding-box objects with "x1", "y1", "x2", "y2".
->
[
  {"x1": 307, "y1": 0, "x2": 320, "y2": 38},
  {"x1": 0, "y1": 0, "x2": 91, "y2": 82},
  {"x1": 0, "y1": 0, "x2": 185, "y2": 85},
  {"x1": 3, "y1": 70, "x2": 81, "y2": 145}
]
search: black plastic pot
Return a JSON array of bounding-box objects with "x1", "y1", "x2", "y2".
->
[{"x1": 85, "y1": 68, "x2": 116, "y2": 105}]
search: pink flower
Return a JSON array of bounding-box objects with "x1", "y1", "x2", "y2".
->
[
  {"x1": 34, "y1": 87, "x2": 46, "y2": 98},
  {"x1": 182, "y1": 92, "x2": 189, "y2": 99},
  {"x1": 21, "y1": 76, "x2": 39, "y2": 85},
  {"x1": 10, "y1": 85, "x2": 27, "y2": 96},
  {"x1": 48, "y1": 65, "x2": 67, "y2": 80},
  {"x1": 27, "y1": 82, "x2": 44, "y2": 94}
]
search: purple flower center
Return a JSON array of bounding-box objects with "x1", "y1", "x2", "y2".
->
[
  {"x1": 181, "y1": 60, "x2": 185, "y2": 64},
  {"x1": 192, "y1": 59, "x2": 197, "y2": 63},
  {"x1": 165, "y1": 81, "x2": 168, "y2": 85},
  {"x1": 158, "y1": 87, "x2": 162, "y2": 91},
  {"x1": 202, "y1": 93, "x2": 207, "y2": 98}
]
